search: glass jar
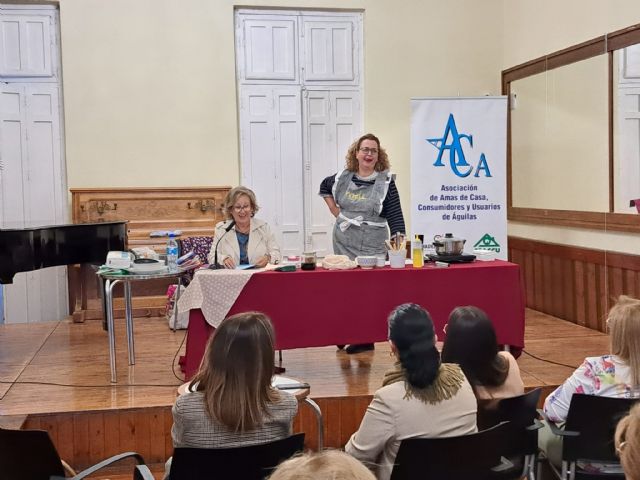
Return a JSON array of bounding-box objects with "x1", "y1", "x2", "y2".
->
[{"x1": 301, "y1": 251, "x2": 317, "y2": 270}]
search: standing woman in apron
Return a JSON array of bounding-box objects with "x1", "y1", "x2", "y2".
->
[{"x1": 319, "y1": 133, "x2": 406, "y2": 354}]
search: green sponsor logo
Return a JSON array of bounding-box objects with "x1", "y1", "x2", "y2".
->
[{"x1": 474, "y1": 234, "x2": 500, "y2": 253}]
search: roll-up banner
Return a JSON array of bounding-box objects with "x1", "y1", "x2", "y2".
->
[{"x1": 410, "y1": 97, "x2": 508, "y2": 260}]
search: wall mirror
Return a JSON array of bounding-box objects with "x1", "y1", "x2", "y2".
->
[{"x1": 503, "y1": 24, "x2": 640, "y2": 232}]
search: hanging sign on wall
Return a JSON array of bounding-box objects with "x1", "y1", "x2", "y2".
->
[{"x1": 410, "y1": 97, "x2": 508, "y2": 259}]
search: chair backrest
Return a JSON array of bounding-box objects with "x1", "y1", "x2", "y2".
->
[
  {"x1": 477, "y1": 387, "x2": 542, "y2": 459},
  {"x1": 563, "y1": 394, "x2": 639, "y2": 463},
  {"x1": 177, "y1": 236, "x2": 214, "y2": 263},
  {"x1": 477, "y1": 388, "x2": 542, "y2": 430},
  {"x1": 169, "y1": 433, "x2": 305, "y2": 480},
  {"x1": 0, "y1": 427, "x2": 65, "y2": 480},
  {"x1": 390, "y1": 422, "x2": 514, "y2": 480}
]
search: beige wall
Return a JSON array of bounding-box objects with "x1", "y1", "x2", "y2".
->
[
  {"x1": 502, "y1": 0, "x2": 640, "y2": 254},
  {"x1": 58, "y1": 0, "x2": 503, "y2": 224},
  {"x1": 502, "y1": 0, "x2": 640, "y2": 69},
  {"x1": 57, "y1": 0, "x2": 640, "y2": 253}
]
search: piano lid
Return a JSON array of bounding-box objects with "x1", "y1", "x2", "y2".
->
[
  {"x1": 0, "y1": 220, "x2": 128, "y2": 231},
  {"x1": 0, "y1": 221, "x2": 128, "y2": 284}
]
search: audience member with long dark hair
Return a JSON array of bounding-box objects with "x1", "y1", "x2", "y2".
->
[
  {"x1": 345, "y1": 303, "x2": 477, "y2": 480},
  {"x1": 441, "y1": 306, "x2": 524, "y2": 399},
  {"x1": 166, "y1": 312, "x2": 297, "y2": 476}
]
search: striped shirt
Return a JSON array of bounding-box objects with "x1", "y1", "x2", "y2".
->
[
  {"x1": 171, "y1": 389, "x2": 298, "y2": 448},
  {"x1": 319, "y1": 173, "x2": 406, "y2": 235}
]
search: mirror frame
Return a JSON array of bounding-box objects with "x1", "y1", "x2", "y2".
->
[{"x1": 502, "y1": 23, "x2": 640, "y2": 233}]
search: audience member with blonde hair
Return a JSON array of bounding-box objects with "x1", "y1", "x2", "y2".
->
[
  {"x1": 615, "y1": 403, "x2": 640, "y2": 480},
  {"x1": 166, "y1": 312, "x2": 297, "y2": 477},
  {"x1": 540, "y1": 295, "x2": 640, "y2": 468},
  {"x1": 544, "y1": 295, "x2": 640, "y2": 422},
  {"x1": 269, "y1": 450, "x2": 375, "y2": 480}
]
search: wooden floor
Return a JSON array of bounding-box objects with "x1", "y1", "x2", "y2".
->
[{"x1": 0, "y1": 308, "x2": 609, "y2": 478}]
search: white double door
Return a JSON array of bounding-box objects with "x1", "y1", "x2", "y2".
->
[
  {"x1": 0, "y1": 5, "x2": 66, "y2": 324},
  {"x1": 240, "y1": 86, "x2": 361, "y2": 258}
]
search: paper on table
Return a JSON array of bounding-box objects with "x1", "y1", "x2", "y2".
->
[
  {"x1": 272, "y1": 375, "x2": 306, "y2": 388},
  {"x1": 236, "y1": 264, "x2": 255, "y2": 270}
]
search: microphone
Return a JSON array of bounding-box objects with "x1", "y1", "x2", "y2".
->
[{"x1": 211, "y1": 220, "x2": 236, "y2": 269}]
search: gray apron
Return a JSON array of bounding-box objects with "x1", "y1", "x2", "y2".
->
[{"x1": 332, "y1": 169, "x2": 391, "y2": 259}]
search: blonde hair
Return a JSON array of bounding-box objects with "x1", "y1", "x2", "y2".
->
[
  {"x1": 268, "y1": 450, "x2": 375, "y2": 480},
  {"x1": 345, "y1": 133, "x2": 390, "y2": 172},
  {"x1": 223, "y1": 186, "x2": 260, "y2": 219},
  {"x1": 615, "y1": 403, "x2": 640, "y2": 480},
  {"x1": 190, "y1": 311, "x2": 279, "y2": 432},
  {"x1": 608, "y1": 295, "x2": 640, "y2": 387}
]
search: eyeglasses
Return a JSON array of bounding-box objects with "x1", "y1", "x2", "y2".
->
[
  {"x1": 359, "y1": 147, "x2": 379, "y2": 155},
  {"x1": 233, "y1": 205, "x2": 251, "y2": 212}
]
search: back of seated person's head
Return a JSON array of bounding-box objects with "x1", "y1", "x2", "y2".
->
[
  {"x1": 441, "y1": 305, "x2": 508, "y2": 388},
  {"x1": 268, "y1": 450, "x2": 375, "y2": 480},
  {"x1": 608, "y1": 295, "x2": 640, "y2": 388},
  {"x1": 615, "y1": 403, "x2": 640, "y2": 480},
  {"x1": 388, "y1": 303, "x2": 440, "y2": 389},
  {"x1": 190, "y1": 311, "x2": 278, "y2": 432}
]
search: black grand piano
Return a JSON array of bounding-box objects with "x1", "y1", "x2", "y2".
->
[{"x1": 0, "y1": 221, "x2": 127, "y2": 284}]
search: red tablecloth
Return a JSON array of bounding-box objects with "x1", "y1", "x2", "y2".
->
[{"x1": 182, "y1": 260, "x2": 524, "y2": 379}]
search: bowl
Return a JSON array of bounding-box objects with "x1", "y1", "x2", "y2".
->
[{"x1": 355, "y1": 256, "x2": 377, "y2": 269}]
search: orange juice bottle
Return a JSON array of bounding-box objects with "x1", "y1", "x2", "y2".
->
[{"x1": 412, "y1": 235, "x2": 424, "y2": 268}]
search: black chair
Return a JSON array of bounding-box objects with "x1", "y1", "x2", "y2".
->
[
  {"x1": 389, "y1": 421, "x2": 518, "y2": 480},
  {"x1": 477, "y1": 388, "x2": 543, "y2": 480},
  {"x1": 0, "y1": 426, "x2": 145, "y2": 480},
  {"x1": 135, "y1": 433, "x2": 305, "y2": 480},
  {"x1": 540, "y1": 394, "x2": 639, "y2": 480}
]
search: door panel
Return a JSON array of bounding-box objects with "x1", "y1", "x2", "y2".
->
[
  {"x1": 240, "y1": 86, "x2": 303, "y2": 257},
  {"x1": 0, "y1": 13, "x2": 52, "y2": 77},
  {"x1": 239, "y1": 17, "x2": 298, "y2": 83},
  {"x1": 303, "y1": 18, "x2": 356, "y2": 83},
  {"x1": 0, "y1": 84, "x2": 66, "y2": 323},
  {"x1": 305, "y1": 90, "x2": 361, "y2": 256}
]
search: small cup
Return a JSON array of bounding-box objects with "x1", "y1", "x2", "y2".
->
[
  {"x1": 376, "y1": 255, "x2": 386, "y2": 267},
  {"x1": 388, "y1": 250, "x2": 406, "y2": 269}
]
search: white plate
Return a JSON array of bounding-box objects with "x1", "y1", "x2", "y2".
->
[{"x1": 126, "y1": 265, "x2": 168, "y2": 275}]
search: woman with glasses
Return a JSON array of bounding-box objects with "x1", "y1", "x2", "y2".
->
[
  {"x1": 207, "y1": 186, "x2": 281, "y2": 269},
  {"x1": 320, "y1": 133, "x2": 405, "y2": 260},
  {"x1": 319, "y1": 133, "x2": 406, "y2": 354}
]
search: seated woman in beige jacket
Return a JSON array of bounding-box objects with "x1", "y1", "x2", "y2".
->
[
  {"x1": 207, "y1": 186, "x2": 281, "y2": 269},
  {"x1": 441, "y1": 305, "x2": 524, "y2": 400},
  {"x1": 345, "y1": 303, "x2": 477, "y2": 480}
]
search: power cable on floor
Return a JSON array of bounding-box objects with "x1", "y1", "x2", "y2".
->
[{"x1": 522, "y1": 349, "x2": 579, "y2": 369}]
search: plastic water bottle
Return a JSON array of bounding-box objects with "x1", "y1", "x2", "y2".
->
[{"x1": 167, "y1": 233, "x2": 178, "y2": 272}]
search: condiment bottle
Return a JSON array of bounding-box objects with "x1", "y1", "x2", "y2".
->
[{"x1": 412, "y1": 235, "x2": 424, "y2": 268}]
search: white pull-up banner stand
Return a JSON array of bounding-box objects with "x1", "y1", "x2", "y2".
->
[{"x1": 410, "y1": 96, "x2": 508, "y2": 259}]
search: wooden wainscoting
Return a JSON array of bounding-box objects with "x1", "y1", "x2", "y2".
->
[
  {"x1": 68, "y1": 186, "x2": 231, "y2": 321},
  {"x1": 508, "y1": 236, "x2": 640, "y2": 331}
]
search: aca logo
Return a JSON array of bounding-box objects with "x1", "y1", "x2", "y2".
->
[
  {"x1": 427, "y1": 113, "x2": 492, "y2": 178},
  {"x1": 473, "y1": 234, "x2": 500, "y2": 253}
]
